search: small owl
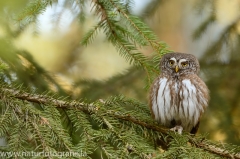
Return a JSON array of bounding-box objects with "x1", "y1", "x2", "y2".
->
[{"x1": 149, "y1": 52, "x2": 209, "y2": 134}]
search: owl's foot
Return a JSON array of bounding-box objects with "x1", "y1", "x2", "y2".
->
[{"x1": 170, "y1": 125, "x2": 183, "y2": 134}]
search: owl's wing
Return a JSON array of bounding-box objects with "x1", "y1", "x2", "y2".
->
[
  {"x1": 149, "y1": 74, "x2": 178, "y2": 129},
  {"x1": 189, "y1": 74, "x2": 209, "y2": 134},
  {"x1": 190, "y1": 74, "x2": 210, "y2": 108},
  {"x1": 149, "y1": 76, "x2": 161, "y2": 120},
  {"x1": 149, "y1": 75, "x2": 168, "y2": 121}
]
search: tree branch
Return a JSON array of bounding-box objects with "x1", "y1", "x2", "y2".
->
[{"x1": 1, "y1": 87, "x2": 240, "y2": 159}]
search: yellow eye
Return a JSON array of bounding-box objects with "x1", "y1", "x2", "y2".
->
[
  {"x1": 169, "y1": 60, "x2": 174, "y2": 66},
  {"x1": 181, "y1": 62, "x2": 188, "y2": 67}
]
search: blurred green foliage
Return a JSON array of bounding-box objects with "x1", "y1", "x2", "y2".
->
[
  {"x1": 193, "y1": 1, "x2": 240, "y2": 144},
  {"x1": 0, "y1": 0, "x2": 28, "y2": 12}
]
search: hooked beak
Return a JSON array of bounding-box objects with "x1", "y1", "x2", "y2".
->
[{"x1": 175, "y1": 65, "x2": 179, "y2": 72}]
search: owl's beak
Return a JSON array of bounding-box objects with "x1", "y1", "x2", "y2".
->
[{"x1": 175, "y1": 66, "x2": 179, "y2": 72}]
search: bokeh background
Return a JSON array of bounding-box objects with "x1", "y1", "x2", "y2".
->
[{"x1": 0, "y1": 0, "x2": 239, "y2": 145}]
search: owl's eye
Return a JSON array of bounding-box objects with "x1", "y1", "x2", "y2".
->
[
  {"x1": 181, "y1": 62, "x2": 188, "y2": 67},
  {"x1": 169, "y1": 60, "x2": 175, "y2": 66}
]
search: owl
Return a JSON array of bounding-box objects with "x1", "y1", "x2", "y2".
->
[{"x1": 149, "y1": 52, "x2": 209, "y2": 134}]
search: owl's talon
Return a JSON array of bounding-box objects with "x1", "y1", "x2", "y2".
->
[{"x1": 170, "y1": 125, "x2": 183, "y2": 134}]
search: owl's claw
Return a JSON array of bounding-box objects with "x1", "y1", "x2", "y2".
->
[{"x1": 170, "y1": 125, "x2": 183, "y2": 134}]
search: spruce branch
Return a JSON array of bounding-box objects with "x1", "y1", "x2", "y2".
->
[
  {"x1": 1, "y1": 86, "x2": 240, "y2": 159},
  {"x1": 29, "y1": 120, "x2": 52, "y2": 154},
  {"x1": 107, "y1": 0, "x2": 161, "y2": 52},
  {"x1": 16, "y1": 0, "x2": 52, "y2": 27},
  {"x1": 17, "y1": 0, "x2": 46, "y2": 20},
  {"x1": 89, "y1": 0, "x2": 162, "y2": 87},
  {"x1": 189, "y1": 138, "x2": 240, "y2": 159},
  {"x1": 81, "y1": 21, "x2": 103, "y2": 46}
]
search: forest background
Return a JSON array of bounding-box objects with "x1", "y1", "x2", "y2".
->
[{"x1": 0, "y1": 0, "x2": 239, "y2": 158}]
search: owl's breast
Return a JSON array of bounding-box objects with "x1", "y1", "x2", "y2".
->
[{"x1": 150, "y1": 76, "x2": 207, "y2": 131}]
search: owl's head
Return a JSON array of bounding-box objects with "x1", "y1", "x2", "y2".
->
[{"x1": 160, "y1": 52, "x2": 200, "y2": 75}]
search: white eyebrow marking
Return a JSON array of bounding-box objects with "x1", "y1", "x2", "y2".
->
[
  {"x1": 170, "y1": 57, "x2": 176, "y2": 62},
  {"x1": 179, "y1": 59, "x2": 187, "y2": 63}
]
